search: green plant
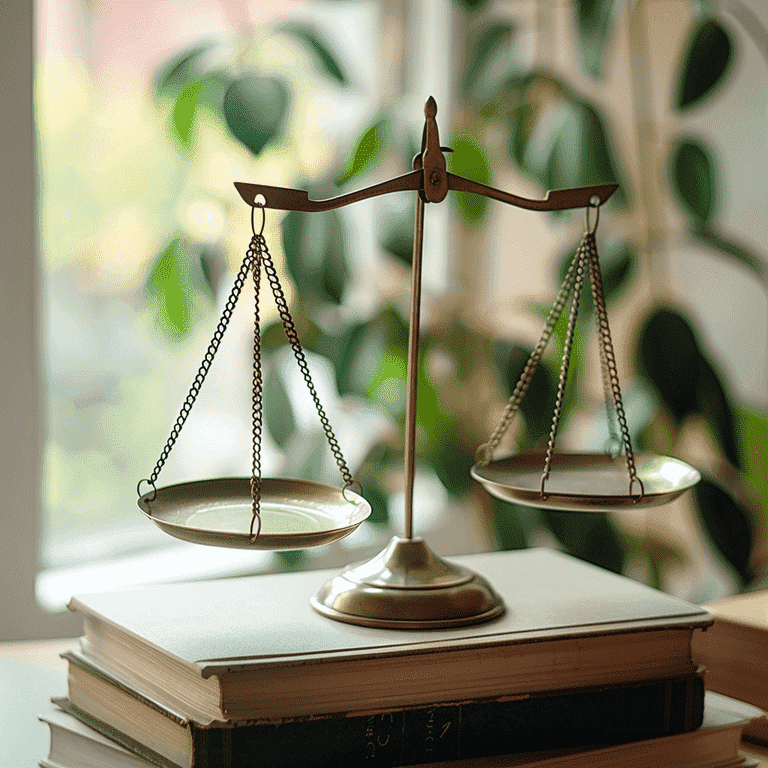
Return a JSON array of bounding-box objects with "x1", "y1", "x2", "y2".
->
[{"x1": 148, "y1": 3, "x2": 767, "y2": 596}]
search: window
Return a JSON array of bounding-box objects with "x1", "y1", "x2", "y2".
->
[{"x1": 3, "y1": 0, "x2": 766, "y2": 641}]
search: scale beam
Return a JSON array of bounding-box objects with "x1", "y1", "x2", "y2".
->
[
  {"x1": 234, "y1": 174, "x2": 618, "y2": 213},
  {"x1": 235, "y1": 95, "x2": 618, "y2": 215}
]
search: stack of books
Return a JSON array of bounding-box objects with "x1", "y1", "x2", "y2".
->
[{"x1": 40, "y1": 548, "x2": 765, "y2": 768}]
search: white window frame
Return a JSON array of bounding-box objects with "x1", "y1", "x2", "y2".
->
[{"x1": 0, "y1": 0, "x2": 81, "y2": 639}]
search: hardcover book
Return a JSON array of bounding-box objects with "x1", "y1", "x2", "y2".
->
[
  {"x1": 59, "y1": 652, "x2": 706, "y2": 768},
  {"x1": 692, "y1": 589, "x2": 768, "y2": 745},
  {"x1": 67, "y1": 548, "x2": 713, "y2": 722},
  {"x1": 41, "y1": 693, "x2": 764, "y2": 768}
]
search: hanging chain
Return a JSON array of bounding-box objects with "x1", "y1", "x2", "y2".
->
[
  {"x1": 137, "y1": 253, "x2": 254, "y2": 502},
  {"x1": 139, "y1": 205, "x2": 360, "y2": 534},
  {"x1": 583, "y1": 230, "x2": 644, "y2": 500},
  {"x1": 256, "y1": 235, "x2": 356, "y2": 491},
  {"x1": 475, "y1": 247, "x2": 582, "y2": 465},
  {"x1": 540, "y1": 240, "x2": 588, "y2": 498},
  {"x1": 249, "y1": 235, "x2": 263, "y2": 541}
]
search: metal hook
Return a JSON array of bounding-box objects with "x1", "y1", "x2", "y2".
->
[
  {"x1": 585, "y1": 195, "x2": 601, "y2": 235},
  {"x1": 342, "y1": 480, "x2": 363, "y2": 504},
  {"x1": 251, "y1": 194, "x2": 266, "y2": 237},
  {"x1": 137, "y1": 478, "x2": 157, "y2": 503}
]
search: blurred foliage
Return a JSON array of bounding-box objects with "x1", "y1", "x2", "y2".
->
[
  {"x1": 574, "y1": 0, "x2": 617, "y2": 78},
  {"x1": 146, "y1": 3, "x2": 767, "y2": 593},
  {"x1": 674, "y1": 18, "x2": 735, "y2": 110}
]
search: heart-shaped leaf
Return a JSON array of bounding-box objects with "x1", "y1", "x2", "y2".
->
[
  {"x1": 670, "y1": 137, "x2": 718, "y2": 225},
  {"x1": 223, "y1": 75, "x2": 289, "y2": 157},
  {"x1": 675, "y1": 18, "x2": 735, "y2": 110}
]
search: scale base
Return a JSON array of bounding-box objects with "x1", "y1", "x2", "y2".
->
[{"x1": 310, "y1": 536, "x2": 505, "y2": 629}]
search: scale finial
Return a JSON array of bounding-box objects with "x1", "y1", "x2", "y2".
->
[{"x1": 421, "y1": 96, "x2": 447, "y2": 203}]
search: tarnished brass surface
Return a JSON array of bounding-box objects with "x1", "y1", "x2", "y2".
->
[
  {"x1": 471, "y1": 452, "x2": 701, "y2": 512},
  {"x1": 138, "y1": 477, "x2": 370, "y2": 550},
  {"x1": 311, "y1": 536, "x2": 505, "y2": 629}
]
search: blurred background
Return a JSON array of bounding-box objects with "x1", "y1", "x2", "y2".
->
[{"x1": 15, "y1": 0, "x2": 768, "y2": 634}]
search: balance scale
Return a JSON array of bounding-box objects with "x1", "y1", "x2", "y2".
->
[{"x1": 137, "y1": 98, "x2": 700, "y2": 629}]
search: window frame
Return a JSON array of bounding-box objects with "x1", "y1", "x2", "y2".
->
[{"x1": 0, "y1": 0, "x2": 81, "y2": 640}]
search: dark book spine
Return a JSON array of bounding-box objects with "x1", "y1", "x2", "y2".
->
[{"x1": 213, "y1": 672, "x2": 705, "y2": 768}]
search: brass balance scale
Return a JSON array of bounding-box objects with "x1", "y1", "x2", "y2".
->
[{"x1": 137, "y1": 98, "x2": 700, "y2": 629}]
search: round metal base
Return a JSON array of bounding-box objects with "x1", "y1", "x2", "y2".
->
[{"x1": 310, "y1": 536, "x2": 505, "y2": 629}]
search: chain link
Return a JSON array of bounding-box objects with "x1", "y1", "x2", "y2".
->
[
  {"x1": 140, "y1": 221, "x2": 360, "y2": 535},
  {"x1": 541, "y1": 240, "x2": 587, "y2": 497},
  {"x1": 249, "y1": 236, "x2": 263, "y2": 541},
  {"x1": 257, "y1": 235, "x2": 355, "y2": 489},
  {"x1": 141, "y1": 252, "x2": 254, "y2": 492},
  {"x1": 476, "y1": 246, "x2": 582, "y2": 464},
  {"x1": 584, "y1": 231, "x2": 643, "y2": 499}
]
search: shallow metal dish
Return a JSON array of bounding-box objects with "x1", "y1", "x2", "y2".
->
[
  {"x1": 471, "y1": 452, "x2": 700, "y2": 512},
  {"x1": 138, "y1": 477, "x2": 371, "y2": 550}
]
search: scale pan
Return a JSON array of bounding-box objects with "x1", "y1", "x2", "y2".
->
[
  {"x1": 138, "y1": 477, "x2": 371, "y2": 550},
  {"x1": 471, "y1": 452, "x2": 700, "y2": 512}
]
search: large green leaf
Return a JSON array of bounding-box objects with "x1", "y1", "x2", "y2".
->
[
  {"x1": 670, "y1": 137, "x2": 718, "y2": 225},
  {"x1": 223, "y1": 75, "x2": 289, "y2": 157},
  {"x1": 447, "y1": 133, "x2": 492, "y2": 224},
  {"x1": 543, "y1": 511, "x2": 626, "y2": 573},
  {"x1": 431, "y1": 430, "x2": 476, "y2": 498},
  {"x1": 508, "y1": 81, "x2": 628, "y2": 206},
  {"x1": 492, "y1": 499, "x2": 532, "y2": 550},
  {"x1": 675, "y1": 18, "x2": 735, "y2": 110},
  {"x1": 575, "y1": 0, "x2": 617, "y2": 78},
  {"x1": 335, "y1": 118, "x2": 387, "y2": 186},
  {"x1": 638, "y1": 308, "x2": 700, "y2": 423},
  {"x1": 281, "y1": 207, "x2": 350, "y2": 305},
  {"x1": 263, "y1": 359, "x2": 297, "y2": 449},
  {"x1": 172, "y1": 81, "x2": 205, "y2": 152},
  {"x1": 556, "y1": 239, "x2": 636, "y2": 316},
  {"x1": 695, "y1": 478, "x2": 754, "y2": 587},
  {"x1": 279, "y1": 23, "x2": 349, "y2": 85},
  {"x1": 462, "y1": 22, "x2": 517, "y2": 104},
  {"x1": 147, "y1": 239, "x2": 191, "y2": 338},
  {"x1": 492, "y1": 342, "x2": 558, "y2": 445},
  {"x1": 638, "y1": 307, "x2": 742, "y2": 469},
  {"x1": 329, "y1": 307, "x2": 408, "y2": 397}
]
